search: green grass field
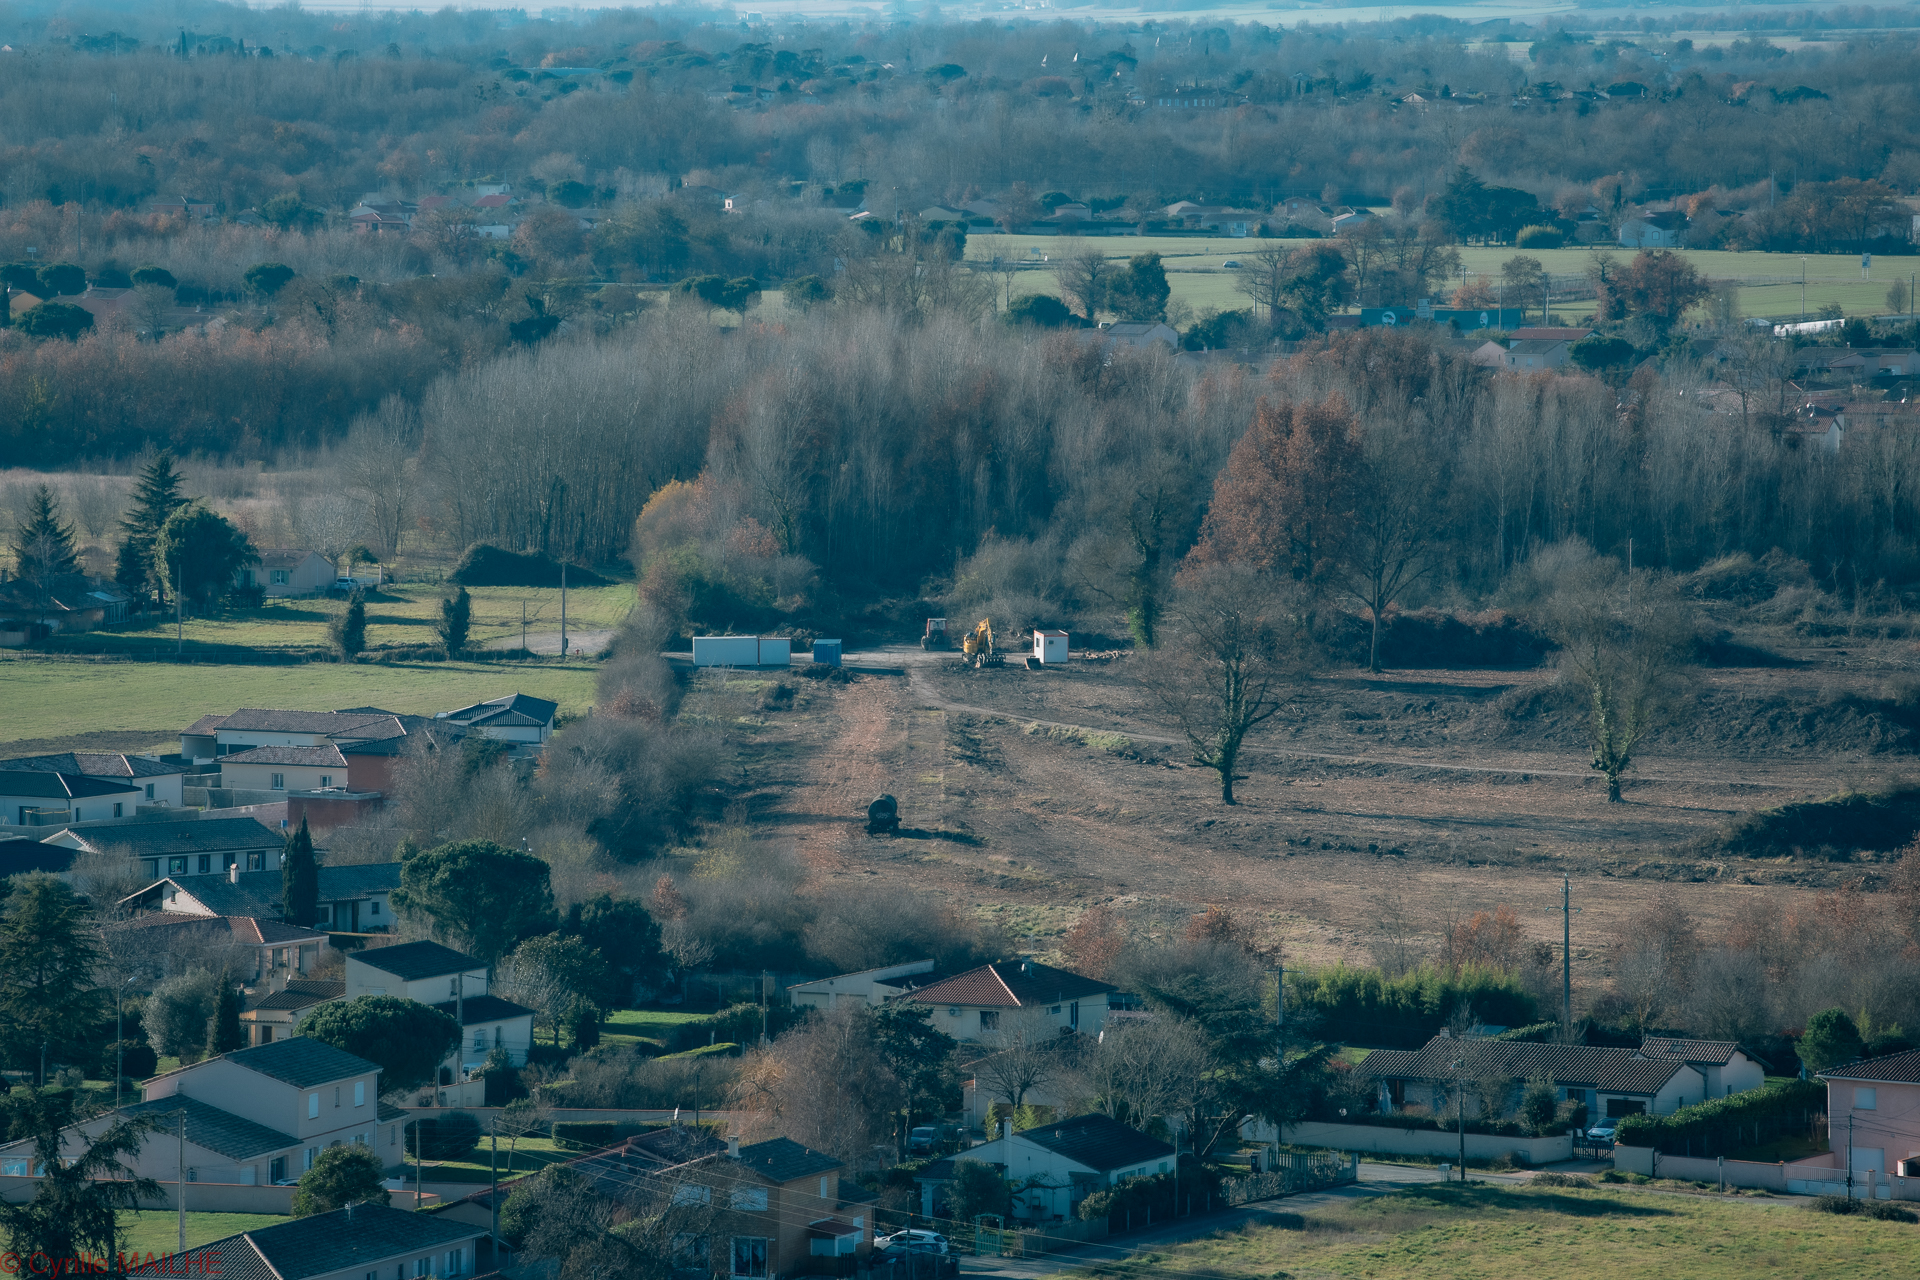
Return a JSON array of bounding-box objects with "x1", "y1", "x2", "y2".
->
[
  {"x1": 119, "y1": 1211, "x2": 285, "y2": 1255},
  {"x1": 38, "y1": 582, "x2": 635, "y2": 659},
  {"x1": 970, "y1": 235, "x2": 1913, "y2": 324},
  {"x1": 1066, "y1": 1180, "x2": 1920, "y2": 1280},
  {"x1": 0, "y1": 655, "x2": 601, "y2": 752},
  {"x1": 601, "y1": 1007, "x2": 710, "y2": 1049},
  {"x1": 415, "y1": 1134, "x2": 571, "y2": 1183}
]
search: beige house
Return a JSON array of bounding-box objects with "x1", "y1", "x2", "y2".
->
[
  {"x1": 238, "y1": 549, "x2": 334, "y2": 597},
  {"x1": 896, "y1": 959, "x2": 1119, "y2": 1042},
  {"x1": 789, "y1": 959, "x2": 939, "y2": 1010},
  {"x1": 220, "y1": 744, "x2": 350, "y2": 792},
  {"x1": 240, "y1": 977, "x2": 345, "y2": 1046},
  {"x1": 127, "y1": 1204, "x2": 482, "y2": 1280}
]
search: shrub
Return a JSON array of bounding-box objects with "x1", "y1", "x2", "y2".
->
[
  {"x1": 1812, "y1": 1194, "x2": 1864, "y2": 1215},
  {"x1": 1530, "y1": 1172, "x2": 1594, "y2": 1188},
  {"x1": 449, "y1": 542, "x2": 610, "y2": 588},
  {"x1": 1006, "y1": 294, "x2": 1076, "y2": 328},
  {"x1": 1515, "y1": 224, "x2": 1566, "y2": 249},
  {"x1": 1614, "y1": 1080, "x2": 1824, "y2": 1156},
  {"x1": 1289, "y1": 962, "x2": 1539, "y2": 1048},
  {"x1": 405, "y1": 1110, "x2": 482, "y2": 1161},
  {"x1": 1711, "y1": 788, "x2": 1920, "y2": 859}
]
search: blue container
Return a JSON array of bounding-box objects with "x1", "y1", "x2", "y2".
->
[{"x1": 812, "y1": 639, "x2": 843, "y2": 667}]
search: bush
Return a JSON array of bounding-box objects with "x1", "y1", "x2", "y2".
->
[
  {"x1": 1530, "y1": 1172, "x2": 1594, "y2": 1188},
  {"x1": 1006, "y1": 294, "x2": 1076, "y2": 328},
  {"x1": 1613, "y1": 1080, "x2": 1824, "y2": 1157},
  {"x1": 1289, "y1": 962, "x2": 1540, "y2": 1048},
  {"x1": 405, "y1": 1110, "x2": 482, "y2": 1161},
  {"x1": 1075, "y1": 1163, "x2": 1223, "y2": 1221},
  {"x1": 551, "y1": 1120, "x2": 643, "y2": 1150},
  {"x1": 449, "y1": 542, "x2": 611, "y2": 588},
  {"x1": 1320, "y1": 608, "x2": 1553, "y2": 670},
  {"x1": 1515, "y1": 224, "x2": 1566, "y2": 249},
  {"x1": 1710, "y1": 788, "x2": 1920, "y2": 859}
]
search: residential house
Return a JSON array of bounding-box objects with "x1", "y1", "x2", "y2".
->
[
  {"x1": 1099, "y1": 322, "x2": 1181, "y2": 351},
  {"x1": 919, "y1": 1114, "x2": 1172, "y2": 1222},
  {"x1": 918, "y1": 205, "x2": 968, "y2": 222},
  {"x1": 347, "y1": 940, "x2": 534, "y2": 1072},
  {"x1": 1828, "y1": 349, "x2": 1918, "y2": 378},
  {"x1": 1470, "y1": 339, "x2": 1510, "y2": 368},
  {"x1": 0, "y1": 836, "x2": 77, "y2": 876},
  {"x1": 1508, "y1": 326, "x2": 1594, "y2": 344},
  {"x1": 1818, "y1": 1049, "x2": 1920, "y2": 1188},
  {"x1": 104, "y1": 911, "x2": 329, "y2": 985},
  {"x1": 0, "y1": 1037, "x2": 404, "y2": 1187},
  {"x1": 893, "y1": 959, "x2": 1119, "y2": 1041},
  {"x1": 220, "y1": 744, "x2": 350, "y2": 793},
  {"x1": 1357, "y1": 1034, "x2": 1707, "y2": 1120},
  {"x1": 1330, "y1": 209, "x2": 1375, "y2": 234},
  {"x1": 241, "y1": 977, "x2": 347, "y2": 1046},
  {"x1": 789, "y1": 959, "x2": 940, "y2": 1010},
  {"x1": 350, "y1": 200, "x2": 416, "y2": 233},
  {"x1": 181, "y1": 708, "x2": 408, "y2": 766},
  {"x1": 239, "y1": 549, "x2": 335, "y2": 597},
  {"x1": 46, "y1": 815, "x2": 284, "y2": 880},
  {"x1": 119, "y1": 861, "x2": 401, "y2": 934},
  {"x1": 1639, "y1": 1037, "x2": 1768, "y2": 1099},
  {"x1": 125, "y1": 1203, "x2": 483, "y2": 1280},
  {"x1": 658, "y1": 1136, "x2": 870, "y2": 1278},
  {"x1": 0, "y1": 771, "x2": 143, "y2": 827},
  {"x1": 1504, "y1": 339, "x2": 1573, "y2": 370},
  {"x1": 0, "y1": 750, "x2": 187, "y2": 808},
  {"x1": 437, "y1": 692, "x2": 558, "y2": 744},
  {"x1": 1619, "y1": 210, "x2": 1688, "y2": 248}
]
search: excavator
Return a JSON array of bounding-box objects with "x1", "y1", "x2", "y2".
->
[{"x1": 960, "y1": 618, "x2": 1004, "y2": 669}]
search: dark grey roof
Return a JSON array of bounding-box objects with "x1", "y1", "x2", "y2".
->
[
  {"x1": 121, "y1": 1094, "x2": 296, "y2": 1161},
  {"x1": 1352, "y1": 1049, "x2": 1420, "y2": 1078},
  {"x1": 191, "y1": 709, "x2": 404, "y2": 739},
  {"x1": 255, "y1": 548, "x2": 329, "y2": 569},
  {"x1": 0, "y1": 751, "x2": 180, "y2": 779},
  {"x1": 104, "y1": 911, "x2": 326, "y2": 947},
  {"x1": 736, "y1": 1136, "x2": 843, "y2": 1183},
  {"x1": 129, "y1": 1203, "x2": 483, "y2": 1280},
  {"x1": 1017, "y1": 1114, "x2": 1172, "y2": 1173},
  {"x1": 377, "y1": 1100, "x2": 408, "y2": 1122},
  {"x1": 1365, "y1": 1035, "x2": 1694, "y2": 1096},
  {"x1": 156, "y1": 864, "x2": 400, "y2": 919},
  {"x1": 222, "y1": 744, "x2": 348, "y2": 767},
  {"x1": 246, "y1": 979, "x2": 345, "y2": 1012},
  {"x1": 351, "y1": 939, "x2": 481, "y2": 981},
  {"x1": 71, "y1": 816, "x2": 279, "y2": 858},
  {"x1": 431, "y1": 994, "x2": 536, "y2": 1025},
  {"x1": 224, "y1": 1035, "x2": 378, "y2": 1088},
  {"x1": 1641, "y1": 1037, "x2": 1745, "y2": 1067},
  {"x1": 1820, "y1": 1048, "x2": 1920, "y2": 1085},
  {"x1": 442, "y1": 692, "x2": 558, "y2": 726},
  {"x1": 0, "y1": 772, "x2": 140, "y2": 800}
]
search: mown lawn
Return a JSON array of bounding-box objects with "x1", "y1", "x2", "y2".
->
[
  {"x1": 118, "y1": 1211, "x2": 285, "y2": 1255},
  {"x1": 414, "y1": 1135, "x2": 573, "y2": 1183},
  {"x1": 1062, "y1": 1180, "x2": 1919, "y2": 1280},
  {"x1": 37, "y1": 582, "x2": 635, "y2": 658},
  {"x1": 0, "y1": 655, "x2": 601, "y2": 750},
  {"x1": 601, "y1": 1007, "x2": 711, "y2": 1050}
]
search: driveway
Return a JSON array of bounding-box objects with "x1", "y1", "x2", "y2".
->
[
  {"x1": 485, "y1": 628, "x2": 613, "y2": 656},
  {"x1": 956, "y1": 1164, "x2": 1524, "y2": 1279}
]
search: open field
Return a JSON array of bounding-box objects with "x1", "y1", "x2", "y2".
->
[
  {"x1": 34, "y1": 583, "x2": 635, "y2": 660},
  {"x1": 417, "y1": 1135, "x2": 570, "y2": 1183},
  {"x1": 1064, "y1": 1180, "x2": 1920, "y2": 1280},
  {"x1": 0, "y1": 656, "x2": 601, "y2": 755},
  {"x1": 732, "y1": 635, "x2": 1919, "y2": 981},
  {"x1": 119, "y1": 1211, "x2": 286, "y2": 1254},
  {"x1": 601, "y1": 1007, "x2": 711, "y2": 1050},
  {"x1": 974, "y1": 236, "x2": 1914, "y2": 322}
]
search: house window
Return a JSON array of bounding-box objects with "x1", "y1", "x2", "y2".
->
[
  {"x1": 730, "y1": 1237, "x2": 769, "y2": 1278},
  {"x1": 317, "y1": 905, "x2": 332, "y2": 924},
  {"x1": 303, "y1": 1148, "x2": 316, "y2": 1171},
  {"x1": 224, "y1": 853, "x2": 236, "y2": 870},
  {"x1": 672, "y1": 1235, "x2": 710, "y2": 1269},
  {"x1": 319, "y1": 775, "x2": 332, "y2": 788},
  {"x1": 270, "y1": 773, "x2": 285, "y2": 790},
  {"x1": 145, "y1": 784, "x2": 155, "y2": 800},
  {"x1": 819, "y1": 1176, "x2": 831, "y2": 1199},
  {"x1": 271, "y1": 570, "x2": 289, "y2": 585},
  {"x1": 269, "y1": 1157, "x2": 286, "y2": 1184},
  {"x1": 1070, "y1": 1002, "x2": 1079, "y2": 1028},
  {"x1": 1604, "y1": 1098, "x2": 1647, "y2": 1119},
  {"x1": 114, "y1": 803, "x2": 123, "y2": 818},
  {"x1": 414, "y1": 1260, "x2": 429, "y2": 1278},
  {"x1": 168, "y1": 857, "x2": 188, "y2": 874},
  {"x1": 145, "y1": 860, "x2": 160, "y2": 880},
  {"x1": 308, "y1": 1093, "x2": 320, "y2": 1119},
  {"x1": 474, "y1": 1031, "x2": 486, "y2": 1051},
  {"x1": 494, "y1": 1027, "x2": 502, "y2": 1048},
  {"x1": 979, "y1": 1010, "x2": 999, "y2": 1032},
  {"x1": 730, "y1": 1186, "x2": 768, "y2": 1210},
  {"x1": 1856, "y1": 1088, "x2": 1878, "y2": 1111},
  {"x1": 369, "y1": 900, "x2": 381, "y2": 916},
  {"x1": 671, "y1": 1184, "x2": 713, "y2": 1206},
  {"x1": 335, "y1": 1087, "x2": 342, "y2": 1108},
  {"x1": 247, "y1": 852, "x2": 264, "y2": 871},
  {"x1": 198, "y1": 855, "x2": 211, "y2": 874},
  {"x1": 355, "y1": 1082, "x2": 365, "y2": 1107}
]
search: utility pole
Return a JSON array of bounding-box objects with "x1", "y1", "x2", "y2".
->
[
  {"x1": 1456, "y1": 1066, "x2": 1466, "y2": 1182},
  {"x1": 1848, "y1": 1113, "x2": 1855, "y2": 1201},
  {"x1": 177, "y1": 560, "x2": 184, "y2": 657},
  {"x1": 1562, "y1": 877, "x2": 1573, "y2": 1034},
  {"x1": 490, "y1": 1117, "x2": 499, "y2": 1258},
  {"x1": 414, "y1": 1121, "x2": 422, "y2": 1209},
  {"x1": 560, "y1": 560, "x2": 567, "y2": 658},
  {"x1": 178, "y1": 1108, "x2": 187, "y2": 1252},
  {"x1": 1801, "y1": 257, "x2": 1807, "y2": 320}
]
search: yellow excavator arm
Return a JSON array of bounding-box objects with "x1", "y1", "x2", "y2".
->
[{"x1": 961, "y1": 618, "x2": 994, "y2": 656}]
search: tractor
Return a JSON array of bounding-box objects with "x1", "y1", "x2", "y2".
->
[{"x1": 922, "y1": 618, "x2": 949, "y2": 650}]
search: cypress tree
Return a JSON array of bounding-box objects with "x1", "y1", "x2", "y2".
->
[
  {"x1": 116, "y1": 451, "x2": 188, "y2": 603},
  {"x1": 281, "y1": 817, "x2": 319, "y2": 926},
  {"x1": 435, "y1": 586, "x2": 472, "y2": 657},
  {"x1": 332, "y1": 589, "x2": 367, "y2": 658},
  {"x1": 203, "y1": 973, "x2": 245, "y2": 1057}
]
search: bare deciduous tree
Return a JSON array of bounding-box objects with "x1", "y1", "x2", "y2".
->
[{"x1": 968, "y1": 1008, "x2": 1068, "y2": 1111}]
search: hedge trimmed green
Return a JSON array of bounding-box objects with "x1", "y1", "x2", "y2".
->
[
  {"x1": 1613, "y1": 1080, "x2": 1825, "y2": 1157},
  {"x1": 1287, "y1": 963, "x2": 1539, "y2": 1049}
]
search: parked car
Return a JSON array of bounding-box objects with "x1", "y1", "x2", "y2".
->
[
  {"x1": 1585, "y1": 1123, "x2": 1617, "y2": 1144},
  {"x1": 907, "y1": 1126, "x2": 943, "y2": 1155},
  {"x1": 876, "y1": 1230, "x2": 949, "y2": 1256}
]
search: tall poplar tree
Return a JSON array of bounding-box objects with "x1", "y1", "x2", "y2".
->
[{"x1": 281, "y1": 817, "x2": 319, "y2": 926}]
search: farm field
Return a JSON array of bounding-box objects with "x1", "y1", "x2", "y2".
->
[
  {"x1": 733, "y1": 633, "x2": 1918, "y2": 981},
  {"x1": 0, "y1": 655, "x2": 600, "y2": 755},
  {"x1": 1064, "y1": 1180, "x2": 1920, "y2": 1280}
]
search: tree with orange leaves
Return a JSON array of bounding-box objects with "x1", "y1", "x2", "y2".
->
[{"x1": 1188, "y1": 395, "x2": 1360, "y2": 591}]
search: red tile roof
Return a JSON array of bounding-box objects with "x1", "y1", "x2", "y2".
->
[{"x1": 898, "y1": 960, "x2": 1114, "y2": 1009}]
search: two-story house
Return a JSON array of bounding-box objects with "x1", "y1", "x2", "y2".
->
[
  {"x1": 893, "y1": 960, "x2": 1119, "y2": 1042},
  {"x1": 121, "y1": 861, "x2": 401, "y2": 934},
  {"x1": 656, "y1": 1137, "x2": 869, "y2": 1278},
  {"x1": 348, "y1": 940, "x2": 535, "y2": 1073},
  {"x1": 0, "y1": 750, "x2": 186, "y2": 809},
  {"x1": 0, "y1": 1037, "x2": 406, "y2": 1187},
  {"x1": 103, "y1": 912, "x2": 329, "y2": 987},
  {"x1": 126, "y1": 1203, "x2": 483, "y2": 1280},
  {"x1": 46, "y1": 814, "x2": 283, "y2": 881},
  {"x1": 1819, "y1": 1047, "x2": 1920, "y2": 1189}
]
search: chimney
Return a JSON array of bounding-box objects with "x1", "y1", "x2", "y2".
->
[
  {"x1": 1002, "y1": 1120, "x2": 1013, "y2": 1141},
  {"x1": 727, "y1": 1135, "x2": 741, "y2": 1159},
  {"x1": 228, "y1": 862, "x2": 240, "y2": 883},
  {"x1": 345, "y1": 1202, "x2": 354, "y2": 1223}
]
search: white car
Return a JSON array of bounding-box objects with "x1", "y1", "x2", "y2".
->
[{"x1": 876, "y1": 1230, "x2": 949, "y2": 1255}]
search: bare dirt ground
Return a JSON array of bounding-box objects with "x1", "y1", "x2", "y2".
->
[{"x1": 737, "y1": 644, "x2": 1920, "y2": 975}]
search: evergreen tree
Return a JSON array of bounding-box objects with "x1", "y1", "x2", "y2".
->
[
  {"x1": 435, "y1": 586, "x2": 472, "y2": 657},
  {"x1": 0, "y1": 874, "x2": 107, "y2": 1075},
  {"x1": 332, "y1": 589, "x2": 367, "y2": 658},
  {"x1": 281, "y1": 817, "x2": 319, "y2": 926},
  {"x1": 9, "y1": 486, "x2": 79, "y2": 605},
  {"x1": 153, "y1": 501, "x2": 257, "y2": 610},
  {"x1": 115, "y1": 451, "x2": 187, "y2": 603},
  {"x1": 203, "y1": 972, "x2": 245, "y2": 1057}
]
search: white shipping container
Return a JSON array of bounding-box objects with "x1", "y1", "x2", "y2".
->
[
  {"x1": 1033, "y1": 630, "x2": 1069, "y2": 664},
  {"x1": 693, "y1": 636, "x2": 761, "y2": 667},
  {"x1": 758, "y1": 636, "x2": 792, "y2": 666}
]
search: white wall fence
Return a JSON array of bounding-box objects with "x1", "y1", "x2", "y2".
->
[
  {"x1": 1613, "y1": 1145, "x2": 1920, "y2": 1200},
  {"x1": 1278, "y1": 1121, "x2": 1573, "y2": 1165}
]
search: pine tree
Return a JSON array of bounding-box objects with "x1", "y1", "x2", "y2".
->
[
  {"x1": 281, "y1": 818, "x2": 319, "y2": 926},
  {"x1": 115, "y1": 451, "x2": 187, "y2": 604},
  {"x1": 203, "y1": 973, "x2": 245, "y2": 1057},
  {"x1": 9, "y1": 486, "x2": 78, "y2": 604}
]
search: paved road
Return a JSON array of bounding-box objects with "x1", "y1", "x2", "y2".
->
[
  {"x1": 955, "y1": 1163, "x2": 1525, "y2": 1279},
  {"x1": 486, "y1": 628, "x2": 613, "y2": 655}
]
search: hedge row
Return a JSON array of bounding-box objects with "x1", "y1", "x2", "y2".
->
[
  {"x1": 1614, "y1": 1080, "x2": 1826, "y2": 1157},
  {"x1": 1288, "y1": 964, "x2": 1540, "y2": 1049},
  {"x1": 1075, "y1": 1162, "x2": 1224, "y2": 1222},
  {"x1": 664, "y1": 1003, "x2": 806, "y2": 1054},
  {"x1": 551, "y1": 1118, "x2": 727, "y2": 1150}
]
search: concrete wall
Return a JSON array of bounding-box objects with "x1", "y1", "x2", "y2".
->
[
  {"x1": 1278, "y1": 1121, "x2": 1574, "y2": 1165},
  {"x1": 1612, "y1": 1145, "x2": 1920, "y2": 1200}
]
